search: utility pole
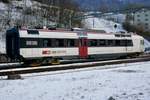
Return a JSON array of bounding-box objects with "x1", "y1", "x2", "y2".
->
[
  {"x1": 93, "y1": 18, "x2": 95, "y2": 28},
  {"x1": 69, "y1": 11, "x2": 73, "y2": 28},
  {"x1": 7, "y1": 1, "x2": 12, "y2": 28},
  {"x1": 23, "y1": 0, "x2": 27, "y2": 27}
]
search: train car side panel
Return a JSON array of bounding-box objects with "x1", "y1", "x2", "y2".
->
[{"x1": 20, "y1": 48, "x2": 79, "y2": 58}]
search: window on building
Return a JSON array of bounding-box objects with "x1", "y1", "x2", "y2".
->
[
  {"x1": 137, "y1": 19, "x2": 140, "y2": 21},
  {"x1": 145, "y1": 19, "x2": 148, "y2": 21},
  {"x1": 145, "y1": 27, "x2": 149, "y2": 29},
  {"x1": 137, "y1": 15, "x2": 140, "y2": 17},
  {"x1": 145, "y1": 14, "x2": 148, "y2": 17},
  {"x1": 145, "y1": 23, "x2": 148, "y2": 26}
]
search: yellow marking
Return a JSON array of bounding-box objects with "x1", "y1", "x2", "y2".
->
[
  {"x1": 30, "y1": 63, "x2": 41, "y2": 67},
  {"x1": 50, "y1": 59, "x2": 60, "y2": 65}
]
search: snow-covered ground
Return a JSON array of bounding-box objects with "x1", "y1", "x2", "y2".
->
[
  {"x1": 82, "y1": 17, "x2": 126, "y2": 33},
  {"x1": 0, "y1": 61, "x2": 150, "y2": 100},
  {"x1": 103, "y1": 13, "x2": 126, "y2": 23}
]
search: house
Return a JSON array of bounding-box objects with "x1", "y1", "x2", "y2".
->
[{"x1": 133, "y1": 8, "x2": 150, "y2": 32}]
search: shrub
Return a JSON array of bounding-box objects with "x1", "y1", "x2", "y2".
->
[{"x1": 0, "y1": 0, "x2": 10, "y2": 3}]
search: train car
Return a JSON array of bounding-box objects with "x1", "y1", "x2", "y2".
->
[{"x1": 5, "y1": 27, "x2": 144, "y2": 65}]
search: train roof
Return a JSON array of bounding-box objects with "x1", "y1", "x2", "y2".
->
[
  {"x1": 19, "y1": 28, "x2": 135, "y2": 35},
  {"x1": 7, "y1": 28, "x2": 142, "y2": 40}
]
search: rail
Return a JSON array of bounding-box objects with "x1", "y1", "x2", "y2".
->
[
  {"x1": 0, "y1": 55, "x2": 150, "y2": 76},
  {"x1": 0, "y1": 62, "x2": 22, "y2": 68}
]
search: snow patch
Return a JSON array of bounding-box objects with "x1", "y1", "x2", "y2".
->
[
  {"x1": 82, "y1": 17, "x2": 126, "y2": 33},
  {"x1": 0, "y1": 2, "x2": 7, "y2": 10}
]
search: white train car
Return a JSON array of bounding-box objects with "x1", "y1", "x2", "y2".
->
[
  {"x1": 87, "y1": 31, "x2": 144, "y2": 59},
  {"x1": 6, "y1": 28, "x2": 144, "y2": 64}
]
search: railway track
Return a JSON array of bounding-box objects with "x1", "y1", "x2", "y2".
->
[
  {"x1": 0, "y1": 54, "x2": 150, "y2": 77},
  {"x1": 0, "y1": 62, "x2": 22, "y2": 68}
]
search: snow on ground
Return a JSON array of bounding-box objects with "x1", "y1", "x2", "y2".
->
[
  {"x1": 0, "y1": 61, "x2": 150, "y2": 100},
  {"x1": 104, "y1": 13, "x2": 126, "y2": 23},
  {"x1": 82, "y1": 17, "x2": 126, "y2": 33}
]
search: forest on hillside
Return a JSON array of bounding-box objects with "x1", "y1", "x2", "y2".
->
[{"x1": 0, "y1": 0, "x2": 82, "y2": 29}]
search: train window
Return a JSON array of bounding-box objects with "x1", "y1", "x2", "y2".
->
[
  {"x1": 99, "y1": 40, "x2": 106, "y2": 46},
  {"x1": 20, "y1": 38, "x2": 39, "y2": 48},
  {"x1": 120, "y1": 40, "x2": 126, "y2": 46},
  {"x1": 26, "y1": 40, "x2": 38, "y2": 46},
  {"x1": 107, "y1": 40, "x2": 114, "y2": 46},
  {"x1": 88, "y1": 40, "x2": 91, "y2": 46},
  {"x1": 55, "y1": 39, "x2": 65, "y2": 47},
  {"x1": 88, "y1": 40, "x2": 98, "y2": 47},
  {"x1": 67, "y1": 39, "x2": 76, "y2": 47},
  {"x1": 27, "y1": 30, "x2": 39, "y2": 35},
  {"x1": 126, "y1": 40, "x2": 133, "y2": 46},
  {"x1": 43, "y1": 39, "x2": 52, "y2": 47},
  {"x1": 115, "y1": 40, "x2": 121, "y2": 46}
]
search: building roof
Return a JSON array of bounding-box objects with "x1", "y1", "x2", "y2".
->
[{"x1": 134, "y1": 8, "x2": 150, "y2": 13}]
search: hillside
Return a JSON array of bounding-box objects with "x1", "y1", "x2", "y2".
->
[
  {"x1": 0, "y1": 0, "x2": 81, "y2": 31},
  {"x1": 82, "y1": 17, "x2": 126, "y2": 33}
]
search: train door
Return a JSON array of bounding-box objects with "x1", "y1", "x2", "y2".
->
[
  {"x1": 79, "y1": 38, "x2": 88, "y2": 58},
  {"x1": 6, "y1": 28, "x2": 20, "y2": 59}
]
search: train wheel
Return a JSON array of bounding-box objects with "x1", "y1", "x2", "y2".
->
[
  {"x1": 0, "y1": 54, "x2": 8, "y2": 63},
  {"x1": 49, "y1": 58, "x2": 60, "y2": 65},
  {"x1": 30, "y1": 59, "x2": 42, "y2": 67}
]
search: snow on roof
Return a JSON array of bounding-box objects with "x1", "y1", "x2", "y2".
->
[{"x1": 134, "y1": 8, "x2": 150, "y2": 13}]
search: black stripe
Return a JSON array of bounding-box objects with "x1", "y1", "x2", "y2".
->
[{"x1": 20, "y1": 37, "x2": 133, "y2": 48}]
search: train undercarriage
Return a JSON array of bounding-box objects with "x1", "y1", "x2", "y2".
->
[
  {"x1": 20, "y1": 52, "x2": 142, "y2": 66},
  {"x1": 0, "y1": 52, "x2": 143, "y2": 68}
]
